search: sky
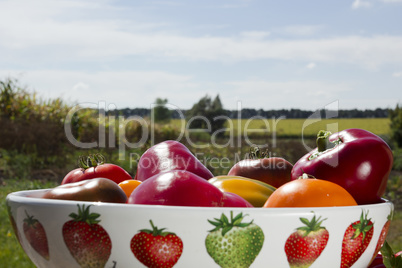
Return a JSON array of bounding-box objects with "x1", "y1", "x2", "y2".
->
[{"x1": 0, "y1": 0, "x2": 401, "y2": 111}]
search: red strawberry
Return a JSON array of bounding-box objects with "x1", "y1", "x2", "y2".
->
[
  {"x1": 284, "y1": 214, "x2": 329, "y2": 268},
  {"x1": 131, "y1": 220, "x2": 183, "y2": 268},
  {"x1": 341, "y1": 210, "x2": 374, "y2": 268},
  {"x1": 23, "y1": 210, "x2": 49, "y2": 260},
  {"x1": 62, "y1": 204, "x2": 112, "y2": 268},
  {"x1": 7, "y1": 202, "x2": 22, "y2": 245},
  {"x1": 370, "y1": 213, "x2": 392, "y2": 264}
]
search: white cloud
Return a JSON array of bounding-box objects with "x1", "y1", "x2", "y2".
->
[
  {"x1": 2, "y1": 17, "x2": 402, "y2": 69},
  {"x1": 279, "y1": 25, "x2": 324, "y2": 36},
  {"x1": 392, "y1": 71, "x2": 402, "y2": 77},
  {"x1": 240, "y1": 31, "x2": 271, "y2": 40},
  {"x1": 72, "y1": 82, "x2": 90, "y2": 91},
  {"x1": 0, "y1": 69, "x2": 198, "y2": 109},
  {"x1": 380, "y1": 0, "x2": 402, "y2": 3},
  {"x1": 306, "y1": 62, "x2": 316, "y2": 69},
  {"x1": 0, "y1": 1, "x2": 402, "y2": 69},
  {"x1": 352, "y1": 0, "x2": 373, "y2": 9},
  {"x1": 223, "y1": 80, "x2": 352, "y2": 110}
]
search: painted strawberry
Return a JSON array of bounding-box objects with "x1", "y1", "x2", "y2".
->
[
  {"x1": 130, "y1": 220, "x2": 183, "y2": 268},
  {"x1": 62, "y1": 204, "x2": 112, "y2": 268},
  {"x1": 6, "y1": 202, "x2": 22, "y2": 245},
  {"x1": 341, "y1": 210, "x2": 374, "y2": 268},
  {"x1": 205, "y1": 211, "x2": 264, "y2": 268},
  {"x1": 370, "y1": 212, "x2": 393, "y2": 264},
  {"x1": 284, "y1": 214, "x2": 329, "y2": 268},
  {"x1": 23, "y1": 210, "x2": 49, "y2": 260}
]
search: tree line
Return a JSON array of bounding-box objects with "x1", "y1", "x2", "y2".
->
[{"x1": 107, "y1": 96, "x2": 390, "y2": 119}]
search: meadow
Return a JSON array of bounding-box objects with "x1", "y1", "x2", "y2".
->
[{"x1": 170, "y1": 118, "x2": 391, "y2": 138}]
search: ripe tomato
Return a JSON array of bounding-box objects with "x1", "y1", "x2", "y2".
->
[
  {"x1": 118, "y1": 180, "x2": 142, "y2": 198},
  {"x1": 291, "y1": 129, "x2": 393, "y2": 205},
  {"x1": 43, "y1": 178, "x2": 128, "y2": 203},
  {"x1": 209, "y1": 176, "x2": 276, "y2": 207},
  {"x1": 264, "y1": 174, "x2": 358, "y2": 207},
  {"x1": 61, "y1": 154, "x2": 132, "y2": 185},
  {"x1": 228, "y1": 147, "x2": 293, "y2": 188}
]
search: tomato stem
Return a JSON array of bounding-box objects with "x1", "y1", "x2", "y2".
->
[
  {"x1": 247, "y1": 146, "x2": 269, "y2": 159},
  {"x1": 78, "y1": 153, "x2": 105, "y2": 169}
]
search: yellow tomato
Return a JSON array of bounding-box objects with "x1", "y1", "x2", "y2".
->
[
  {"x1": 209, "y1": 176, "x2": 276, "y2": 207},
  {"x1": 118, "y1": 179, "x2": 142, "y2": 198}
]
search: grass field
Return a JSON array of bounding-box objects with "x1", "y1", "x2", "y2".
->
[
  {"x1": 1, "y1": 179, "x2": 58, "y2": 268},
  {"x1": 170, "y1": 118, "x2": 391, "y2": 137},
  {"x1": 234, "y1": 118, "x2": 390, "y2": 137}
]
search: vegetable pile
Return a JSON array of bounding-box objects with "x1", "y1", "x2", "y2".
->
[
  {"x1": 31, "y1": 128, "x2": 397, "y2": 267},
  {"x1": 39, "y1": 128, "x2": 393, "y2": 209}
]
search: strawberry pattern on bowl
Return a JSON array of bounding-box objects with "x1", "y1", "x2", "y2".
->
[{"x1": 6, "y1": 189, "x2": 394, "y2": 268}]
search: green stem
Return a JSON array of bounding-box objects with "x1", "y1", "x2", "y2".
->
[
  {"x1": 247, "y1": 146, "x2": 269, "y2": 159},
  {"x1": 309, "y1": 130, "x2": 342, "y2": 160},
  {"x1": 316, "y1": 130, "x2": 332, "y2": 152},
  {"x1": 77, "y1": 153, "x2": 105, "y2": 169}
]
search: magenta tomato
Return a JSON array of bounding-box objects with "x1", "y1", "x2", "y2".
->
[
  {"x1": 128, "y1": 170, "x2": 251, "y2": 207},
  {"x1": 135, "y1": 140, "x2": 214, "y2": 181},
  {"x1": 291, "y1": 129, "x2": 393, "y2": 205}
]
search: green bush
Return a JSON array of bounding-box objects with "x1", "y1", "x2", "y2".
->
[{"x1": 389, "y1": 104, "x2": 402, "y2": 148}]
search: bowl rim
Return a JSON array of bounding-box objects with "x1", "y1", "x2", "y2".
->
[{"x1": 6, "y1": 189, "x2": 394, "y2": 213}]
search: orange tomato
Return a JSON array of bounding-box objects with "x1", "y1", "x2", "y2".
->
[
  {"x1": 263, "y1": 174, "x2": 358, "y2": 207},
  {"x1": 118, "y1": 180, "x2": 142, "y2": 198}
]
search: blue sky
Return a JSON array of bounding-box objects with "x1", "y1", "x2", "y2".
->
[{"x1": 0, "y1": 0, "x2": 401, "y2": 111}]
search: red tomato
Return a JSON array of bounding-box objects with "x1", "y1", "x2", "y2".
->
[
  {"x1": 264, "y1": 174, "x2": 358, "y2": 207},
  {"x1": 61, "y1": 154, "x2": 132, "y2": 185}
]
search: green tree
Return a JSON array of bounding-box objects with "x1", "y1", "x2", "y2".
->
[
  {"x1": 389, "y1": 104, "x2": 402, "y2": 147},
  {"x1": 152, "y1": 98, "x2": 172, "y2": 122},
  {"x1": 186, "y1": 94, "x2": 227, "y2": 136}
]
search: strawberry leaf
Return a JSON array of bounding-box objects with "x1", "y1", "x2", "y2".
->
[
  {"x1": 138, "y1": 220, "x2": 176, "y2": 237},
  {"x1": 232, "y1": 212, "x2": 243, "y2": 222},
  {"x1": 221, "y1": 226, "x2": 232, "y2": 236},
  {"x1": 69, "y1": 204, "x2": 101, "y2": 224},
  {"x1": 351, "y1": 210, "x2": 373, "y2": 241},
  {"x1": 233, "y1": 218, "x2": 243, "y2": 225},
  {"x1": 208, "y1": 219, "x2": 221, "y2": 227},
  {"x1": 221, "y1": 214, "x2": 229, "y2": 225},
  {"x1": 296, "y1": 214, "x2": 327, "y2": 237},
  {"x1": 207, "y1": 211, "x2": 254, "y2": 236},
  {"x1": 300, "y1": 217, "x2": 310, "y2": 226},
  {"x1": 23, "y1": 210, "x2": 39, "y2": 227}
]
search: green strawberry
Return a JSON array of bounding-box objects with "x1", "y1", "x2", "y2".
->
[{"x1": 205, "y1": 211, "x2": 264, "y2": 268}]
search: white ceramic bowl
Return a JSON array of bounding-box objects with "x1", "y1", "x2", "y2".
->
[{"x1": 7, "y1": 189, "x2": 394, "y2": 268}]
